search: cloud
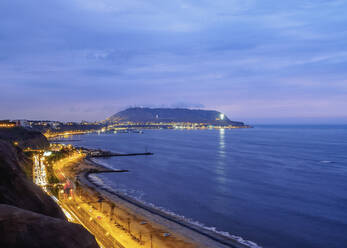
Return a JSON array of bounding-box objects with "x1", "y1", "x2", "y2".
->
[
  {"x1": 0, "y1": 0, "x2": 347, "y2": 122},
  {"x1": 170, "y1": 102, "x2": 205, "y2": 109}
]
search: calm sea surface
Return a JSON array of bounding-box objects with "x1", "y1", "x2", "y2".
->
[{"x1": 65, "y1": 126, "x2": 347, "y2": 248}]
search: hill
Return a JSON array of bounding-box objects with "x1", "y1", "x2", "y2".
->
[{"x1": 107, "y1": 107, "x2": 245, "y2": 126}]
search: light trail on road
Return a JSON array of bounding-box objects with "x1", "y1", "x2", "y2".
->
[{"x1": 32, "y1": 151, "x2": 144, "y2": 248}]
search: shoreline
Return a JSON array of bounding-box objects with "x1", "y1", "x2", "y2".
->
[
  {"x1": 76, "y1": 157, "x2": 257, "y2": 248},
  {"x1": 48, "y1": 125, "x2": 252, "y2": 141}
]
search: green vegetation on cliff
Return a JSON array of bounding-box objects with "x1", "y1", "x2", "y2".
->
[{"x1": 107, "y1": 107, "x2": 245, "y2": 126}]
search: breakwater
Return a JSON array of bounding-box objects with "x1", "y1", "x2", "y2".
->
[{"x1": 79, "y1": 147, "x2": 154, "y2": 158}]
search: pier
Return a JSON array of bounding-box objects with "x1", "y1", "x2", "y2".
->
[{"x1": 79, "y1": 147, "x2": 154, "y2": 158}]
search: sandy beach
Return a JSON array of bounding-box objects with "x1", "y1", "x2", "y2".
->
[{"x1": 52, "y1": 153, "x2": 251, "y2": 248}]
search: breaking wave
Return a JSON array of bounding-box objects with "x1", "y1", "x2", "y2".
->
[
  {"x1": 319, "y1": 160, "x2": 335, "y2": 164},
  {"x1": 89, "y1": 158, "x2": 118, "y2": 170}
]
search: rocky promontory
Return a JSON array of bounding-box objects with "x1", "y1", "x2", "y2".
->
[{"x1": 107, "y1": 107, "x2": 246, "y2": 126}]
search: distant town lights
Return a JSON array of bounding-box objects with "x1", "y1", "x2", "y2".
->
[{"x1": 43, "y1": 151, "x2": 52, "y2": 157}]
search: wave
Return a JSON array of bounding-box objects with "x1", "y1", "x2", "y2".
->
[
  {"x1": 89, "y1": 158, "x2": 118, "y2": 170},
  {"x1": 88, "y1": 174, "x2": 145, "y2": 199},
  {"x1": 88, "y1": 174, "x2": 262, "y2": 248},
  {"x1": 88, "y1": 174, "x2": 106, "y2": 186},
  {"x1": 319, "y1": 160, "x2": 335, "y2": 164},
  {"x1": 144, "y1": 202, "x2": 262, "y2": 248}
]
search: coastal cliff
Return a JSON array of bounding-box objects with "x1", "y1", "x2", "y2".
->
[
  {"x1": 0, "y1": 128, "x2": 99, "y2": 248},
  {"x1": 0, "y1": 127, "x2": 49, "y2": 149},
  {"x1": 0, "y1": 140, "x2": 65, "y2": 218}
]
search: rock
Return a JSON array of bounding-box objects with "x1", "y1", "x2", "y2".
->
[{"x1": 0, "y1": 204, "x2": 99, "y2": 248}]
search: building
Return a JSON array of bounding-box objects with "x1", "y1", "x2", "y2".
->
[
  {"x1": 0, "y1": 120, "x2": 16, "y2": 128},
  {"x1": 51, "y1": 122, "x2": 61, "y2": 129},
  {"x1": 15, "y1": 119, "x2": 30, "y2": 128}
]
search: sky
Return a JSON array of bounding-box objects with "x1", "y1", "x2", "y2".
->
[{"x1": 1, "y1": 0, "x2": 347, "y2": 124}]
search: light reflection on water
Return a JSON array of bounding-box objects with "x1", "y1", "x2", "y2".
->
[
  {"x1": 219, "y1": 128, "x2": 226, "y2": 157},
  {"x1": 66, "y1": 127, "x2": 347, "y2": 248},
  {"x1": 216, "y1": 128, "x2": 227, "y2": 189}
]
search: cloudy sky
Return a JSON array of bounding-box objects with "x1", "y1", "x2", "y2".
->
[{"x1": 1, "y1": 0, "x2": 347, "y2": 123}]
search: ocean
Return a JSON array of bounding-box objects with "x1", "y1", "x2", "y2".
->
[{"x1": 63, "y1": 125, "x2": 347, "y2": 248}]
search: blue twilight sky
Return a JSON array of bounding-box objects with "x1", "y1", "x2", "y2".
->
[{"x1": 1, "y1": 0, "x2": 347, "y2": 124}]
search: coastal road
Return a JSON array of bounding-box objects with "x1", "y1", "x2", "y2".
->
[
  {"x1": 33, "y1": 153, "x2": 130, "y2": 248},
  {"x1": 58, "y1": 199, "x2": 122, "y2": 248},
  {"x1": 54, "y1": 194, "x2": 143, "y2": 248}
]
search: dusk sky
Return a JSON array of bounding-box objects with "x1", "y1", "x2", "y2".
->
[{"x1": 1, "y1": 0, "x2": 347, "y2": 124}]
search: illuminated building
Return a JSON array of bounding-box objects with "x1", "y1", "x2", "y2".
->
[
  {"x1": 0, "y1": 120, "x2": 16, "y2": 128},
  {"x1": 15, "y1": 119, "x2": 30, "y2": 128}
]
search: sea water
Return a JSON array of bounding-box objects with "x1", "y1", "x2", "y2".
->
[{"x1": 64, "y1": 126, "x2": 347, "y2": 248}]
